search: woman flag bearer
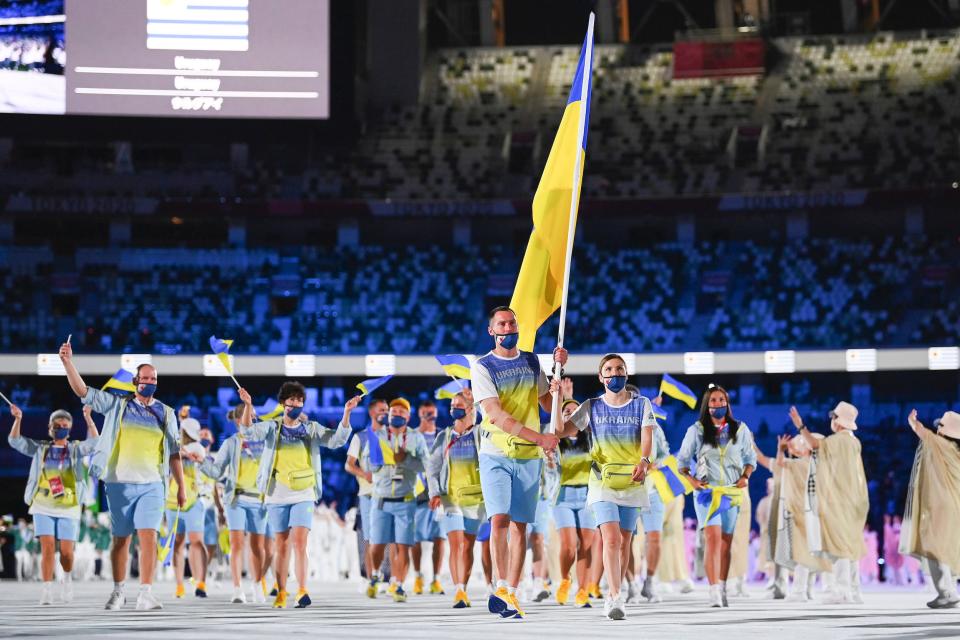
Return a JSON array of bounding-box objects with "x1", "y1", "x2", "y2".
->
[{"x1": 556, "y1": 354, "x2": 656, "y2": 621}]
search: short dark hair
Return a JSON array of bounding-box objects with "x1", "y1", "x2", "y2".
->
[
  {"x1": 488, "y1": 305, "x2": 516, "y2": 322},
  {"x1": 278, "y1": 381, "x2": 307, "y2": 404},
  {"x1": 134, "y1": 363, "x2": 156, "y2": 379},
  {"x1": 419, "y1": 400, "x2": 436, "y2": 409},
  {"x1": 368, "y1": 398, "x2": 387, "y2": 408}
]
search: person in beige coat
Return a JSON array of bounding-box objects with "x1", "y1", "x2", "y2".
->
[
  {"x1": 790, "y1": 402, "x2": 869, "y2": 605},
  {"x1": 901, "y1": 410, "x2": 960, "y2": 609}
]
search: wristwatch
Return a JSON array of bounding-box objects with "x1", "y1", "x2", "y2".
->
[{"x1": 640, "y1": 456, "x2": 652, "y2": 465}]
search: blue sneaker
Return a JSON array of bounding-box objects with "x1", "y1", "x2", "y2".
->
[
  {"x1": 488, "y1": 587, "x2": 510, "y2": 614},
  {"x1": 295, "y1": 590, "x2": 312, "y2": 608}
]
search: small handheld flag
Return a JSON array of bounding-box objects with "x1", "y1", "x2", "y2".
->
[
  {"x1": 652, "y1": 403, "x2": 669, "y2": 422},
  {"x1": 158, "y1": 511, "x2": 179, "y2": 565},
  {"x1": 660, "y1": 373, "x2": 697, "y2": 409},
  {"x1": 102, "y1": 368, "x2": 137, "y2": 396},
  {"x1": 365, "y1": 427, "x2": 395, "y2": 466},
  {"x1": 435, "y1": 354, "x2": 471, "y2": 380},
  {"x1": 649, "y1": 456, "x2": 693, "y2": 504},
  {"x1": 435, "y1": 378, "x2": 470, "y2": 400},
  {"x1": 209, "y1": 335, "x2": 240, "y2": 389},
  {"x1": 356, "y1": 375, "x2": 393, "y2": 397},
  {"x1": 0, "y1": 389, "x2": 13, "y2": 407}
]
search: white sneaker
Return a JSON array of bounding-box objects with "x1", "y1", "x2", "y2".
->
[
  {"x1": 927, "y1": 594, "x2": 960, "y2": 609},
  {"x1": 61, "y1": 580, "x2": 74, "y2": 603},
  {"x1": 708, "y1": 584, "x2": 723, "y2": 608},
  {"x1": 679, "y1": 579, "x2": 695, "y2": 594},
  {"x1": 733, "y1": 577, "x2": 750, "y2": 598},
  {"x1": 626, "y1": 580, "x2": 641, "y2": 604},
  {"x1": 648, "y1": 578, "x2": 663, "y2": 604},
  {"x1": 231, "y1": 587, "x2": 247, "y2": 603},
  {"x1": 849, "y1": 591, "x2": 864, "y2": 605},
  {"x1": 251, "y1": 583, "x2": 266, "y2": 604},
  {"x1": 640, "y1": 576, "x2": 652, "y2": 601},
  {"x1": 821, "y1": 590, "x2": 848, "y2": 605},
  {"x1": 39, "y1": 583, "x2": 54, "y2": 606},
  {"x1": 105, "y1": 590, "x2": 126, "y2": 610},
  {"x1": 604, "y1": 595, "x2": 626, "y2": 620},
  {"x1": 136, "y1": 591, "x2": 164, "y2": 610},
  {"x1": 721, "y1": 584, "x2": 729, "y2": 608}
]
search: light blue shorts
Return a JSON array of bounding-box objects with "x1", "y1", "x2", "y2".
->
[
  {"x1": 371, "y1": 499, "x2": 416, "y2": 546},
  {"x1": 530, "y1": 498, "x2": 552, "y2": 535},
  {"x1": 639, "y1": 491, "x2": 665, "y2": 534},
  {"x1": 33, "y1": 514, "x2": 79, "y2": 542},
  {"x1": 591, "y1": 501, "x2": 639, "y2": 532},
  {"x1": 267, "y1": 501, "x2": 314, "y2": 533},
  {"x1": 443, "y1": 513, "x2": 482, "y2": 537},
  {"x1": 105, "y1": 481, "x2": 165, "y2": 538},
  {"x1": 693, "y1": 490, "x2": 740, "y2": 534},
  {"x1": 203, "y1": 505, "x2": 219, "y2": 546},
  {"x1": 477, "y1": 519, "x2": 491, "y2": 543},
  {"x1": 553, "y1": 485, "x2": 596, "y2": 530},
  {"x1": 415, "y1": 502, "x2": 444, "y2": 542},
  {"x1": 165, "y1": 501, "x2": 204, "y2": 537},
  {"x1": 358, "y1": 494, "x2": 373, "y2": 542},
  {"x1": 265, "y1": 519, "x2": 275, "y2": 539},
  {"x1": 226, "y1": 501, "x2": 268, "y2": 535},
  {"x1": 479, "y1": 454, "x2": 542, "y2": 524}
]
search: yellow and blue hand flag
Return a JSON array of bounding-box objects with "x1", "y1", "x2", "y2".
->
[
  {"x1": 696, "y1": 484, "x2": 743, "y2": 521},
  {"x1": 660, "y1": 373, "x2": 697, "y2": 409},
  {"x1": 103, "y1": 368, "x2": 136, "y2": 396},
  {"x1": 209, "y1": 335, "x2": 235, "y2": 374},
  {"x1": 649, "y1": 455, "x2": 693, "y2": 504},
  {"x1": 435, "y1": 378, "x2": 469, "y2": 400},
  {"x1": 356, "y1": 375, "x2": 393, "y2": 397},
  {"x1": 435, "y1": 354, "x2": 471, "y2": 379}
]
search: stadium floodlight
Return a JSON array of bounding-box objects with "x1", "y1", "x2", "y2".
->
[
  {"x1": 764, "y1": 350, "x2": 796, "y2": 374},
  {"x1": 36, "y1": 354, "x2": 66, "y2": 376},
  {"x1": 203, "y1": 354, "x2": 234, "y2": 377},
  {"x1": 121, "y1": 354, "x2": 152, "y2": 371},
  {"x1": 285, "y1": 355, "x2": 316, "y2": 377},
  {"x1": 928, "y1": 347, "x2": 960, "y2": 371},
  {"x1": 365, "y1": 354, "x2": 396, "y2": 377},
  {"x1": 683, "y1": 352, "x2": 715, "y2": 375},
  {"x1": 845, "y1": 349, "x2": 877, "y2": 372}
]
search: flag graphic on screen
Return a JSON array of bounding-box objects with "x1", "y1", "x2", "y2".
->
[{"x1": 147, "y1": 0, "x2": 250, "y2": 52}]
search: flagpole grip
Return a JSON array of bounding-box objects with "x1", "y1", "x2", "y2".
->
[{"x1": 229, "y1": 374, "x2": 241, "y2": 390}]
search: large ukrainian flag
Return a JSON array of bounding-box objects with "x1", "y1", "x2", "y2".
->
[{"x1": 510, "y1": 14, "x2": 595, "y2": 351}]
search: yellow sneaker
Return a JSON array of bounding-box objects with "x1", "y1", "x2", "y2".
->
[
  {"x1": 295, "y1": 589, "x2": 311, "y2": 608},
  {"x1": 260, "y1": 578, "x2": 268, "y2": 596},
  {"x1": 366, "y1": 577, "x2": 379, "y2": 599},
  {"x1": 488, "y1": 586, "x2": 511, "y2": 615},
  {"x1": 387, "y1": 583, "x2": 398, "y2": 596},
  {"x1": 429, "y1": 579, "x2": 444, "y2": 595},
  {"x1": 587, "y1": 583, "x2": 602, "y2": 599},
  {"x1": 273, "y1": 590, "x2": 287, "y2": 609},
  {"x1": 393, "y1": 586, "x2": 408, "y2": 602},
  {"x1": 413, "y1": 575, "x2": 424, "y2": 595},
  {"x1": 505, "y1": 592, "x2": 525, "y2": 619},
  {"x1": 453, "y1": 589, "x2": 469, "y2": 609},
  {"x1": 556, "y1": 578, "x2": 572, "y2": 605},
  {"x1": 174, "y1": 583, "x2": 185, "y2": 599},
  {"x1": 574, "y1": 588, "x2": 592, "y2": 608}
]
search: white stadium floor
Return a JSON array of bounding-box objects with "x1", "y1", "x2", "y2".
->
[{"x1": 3, "y1": 581, "x2": 958, "y2": 640}]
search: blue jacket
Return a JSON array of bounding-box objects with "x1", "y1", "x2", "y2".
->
[
  {"x1": 82, "y1": 388, "x2": 179, "y2": 498},
  {"x1": 9, "y1": 434, "x2": 99, "y2": 509},
  {"x1": 200, "y1": 434, "x2": 244, "y2": 506},
  {"x1": 240, "y1": 417, "x2": 351, "y2": 502},
  {"x1": 677, "y1": 420, "x2": 757, "y2": 486}
]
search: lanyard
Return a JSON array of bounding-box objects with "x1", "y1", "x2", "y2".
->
[{"x1": 445, "y1": 425, "x2": 475, "y2": 455}]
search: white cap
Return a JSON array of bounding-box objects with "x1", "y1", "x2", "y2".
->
[
  {"x1": 830, "y1": 401, "x2": 859, "y2": 431},
  {"x1": 935, "y1": 411, "x2": 960, "y2": 439},
  {"x1": 180, "y1": 417, "x2": 202, "y2": 441}
]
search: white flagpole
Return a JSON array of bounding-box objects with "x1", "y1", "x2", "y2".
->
[{"x1": 548, "y1": 12, "x2": 594, "y2": 435}]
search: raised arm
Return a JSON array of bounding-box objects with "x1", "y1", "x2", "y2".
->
[
  {"x1": 312, "y1": 394, "x2": 361, "y2": 449},
  {"x1": 58, "y1": 342, "x2": 89, "y2": 399},
  {"x1": 82, "y1": 405, "x2": 100, "y2": 439},
  {"x1": 790, "y1": 405, "x2": 821, "y2": 450},
  {"x1": 907, "y1": 409, "x2": 928, "y2": 439},
  {"x1": 7, "y1": 404, "x2": 40, "y2": 456}
]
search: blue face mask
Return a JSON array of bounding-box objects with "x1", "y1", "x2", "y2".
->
[
  {"x1": 376, "y1": 413, "x2": 388, "y2": 426},
  {"x1": 138, "y1": 383, "x2": 157, "y2": 397},
  {"x1": 200, "y1": 438, "x2": 212, "y2": 449},
  {"x1": 496, "y1": 332, "x2": 519, "y2": 350},
  {"x1": 709, "y1": 406, "x2": 728, "y2": 419},
  {"x1": 53, "y1": 427, "x2": 70, "y2": 441},
  {"x1": 603, "y1": 375, "x2": 627, "y2": 393},
  {"x1": 390, "y1": 415, "x2": 407, "y2": 428},
  {"x1": 286, "y1": 406, "x2": 303, "y2": 420},
  {"x1": 450, "y1": 408, "x2": 467, "y2": 421}
]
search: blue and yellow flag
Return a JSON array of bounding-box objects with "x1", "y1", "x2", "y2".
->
[
  {"x1": 356, "y1": 375, "x2": 393, "y2": 397},
  {"x1": 258, "y1": 402, "x2": 283, "y2": 421},
  {"x1": 102, "y1": 368, "x2": 136, "y2": 396},
  {"x1": 660, "y1": 373, "x2": 697, "y2": 409},
  {"x1": 435, "y1": 378, "x2": 470, "y2": 401},
  {"x1": 696, "y1": 485, "x2": 743, "y2": 521},
  {"x1": 158, "y1": 511, "x2": 179, "y2": 565},
  {"x1": 365, "y1": 427, "x2": 395, "y2": 467},
  {"x1": 510, "y1": 15, "x2": 595, "y2": 351},
  {"x1": 209, "y1": 335, "x2": 234, "y2": 374},
  {"x1": 652, "y1": 403, "x2": 669, "y2": 422},
  {"x1": 435, "y1": 354, "x2": 471, "y2": 379},
  {"x1": 649, "y1": 456, "x2": 693, "y2": 504}
]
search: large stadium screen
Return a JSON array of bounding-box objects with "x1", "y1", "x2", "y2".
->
[{"x1": 0, "y1": 0, "x2": 330, "y2": 118}]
